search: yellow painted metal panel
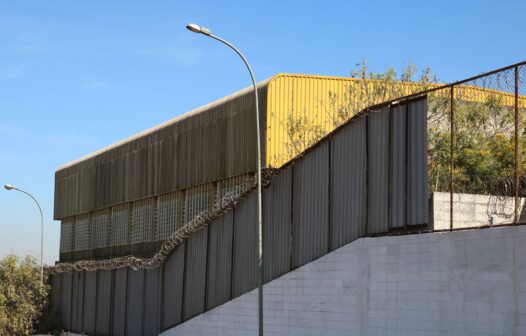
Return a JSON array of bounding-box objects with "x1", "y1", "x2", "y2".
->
[{"x1": 265, "y1": 74, "x2": 526, "y2": 168}]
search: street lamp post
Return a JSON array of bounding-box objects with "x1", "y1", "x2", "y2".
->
[
  {"x1": 186, "y1": 23, "x2": 264, "y2": 335},
  {"x1": 4, "y1": 184, "x2": 44, "y2": 284}
]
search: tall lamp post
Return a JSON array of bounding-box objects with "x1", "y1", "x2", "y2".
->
[
  {"x1": 186, "y1": 23, "x2": 264, "y2": 335},
  {"x1": 4, "y1": 184, "x2": 44, "y2": 284}
]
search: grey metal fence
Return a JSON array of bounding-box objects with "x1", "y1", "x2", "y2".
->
[{"x1": 49, "y1": 61, "x2": 526, "y2": 335}]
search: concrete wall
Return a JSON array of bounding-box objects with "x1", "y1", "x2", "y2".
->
[
  {"x1": 432, "y1": 192, "x2": 526, "y2": 230},
  {"x1": 163, "y1": 225, "x2": 526, "y2": 336}
]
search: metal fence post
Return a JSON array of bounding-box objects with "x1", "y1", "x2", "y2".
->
[
  {"x1": 515, "y1": 65, "x2": 520, "y2": 224},
  {"x1": 450, "y1": 86, "x2": 455, "y2": 231}
]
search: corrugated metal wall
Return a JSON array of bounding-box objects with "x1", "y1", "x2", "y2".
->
[
  {"x1": 330, "y1": 118, "x2": 367, "y2": 249},
  {"x1": 59, "y1": 273, "x2": 72, "y2": 331},
  {"x1": 182, "y1": 227, "x2": 208, "y2": 320},
  {"x1": 55, "y1": 84, "x2": 268, "y2": 219},
  {"x1": 95, "y1": 270, "x2": 112, "y2": 336},
  {"x1": 231, "y1": 193, "x2": 258, "y2": 298},
  {"x1": 367, "y1": 107, "x2": 390, "y2": 234},
  {"x1": 126, "y1": 269, "x2": 145, "y2": 336},
  {"x1": 161, "y1": 243, "x2": 185, "y2": 330},
  {"x1": 51, "y1": 97, "x2": 429, "y2": 335},
  {"x1": 390, "y1": 105, "x2": 407, "y2": 229},
  {"x1": 70, "y1": 271, "x2": 84, "y2": 332},
  {"x1": 112, "y1": 268, "x2": 127, "y2": 336},
  {"x1": 292, "y1": 143, "x2": 329, "y2": 268},
  {"x1": 408, "y1": 99, "x2": 429, "y2": 225},
  {"x1": 205, "y1": 213, "x2": 234, "y2": 310},
  {"x1": 83, "y1": 271, "x2": 97, "y2": 334},
  {"x1": 263, "y1": 167, "x2": 292, "y2": 282},
  {"x1": 144, "y1": 268, "x2": 161, "y2": 336}
]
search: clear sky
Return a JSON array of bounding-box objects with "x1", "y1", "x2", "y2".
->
[{"x1": 1, "y1": 0, "x2": 525, "y2": 264}]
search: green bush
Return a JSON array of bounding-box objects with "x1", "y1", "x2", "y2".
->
[{"x1": 0, "y1": 254, "x2": 51, "y2": 336}]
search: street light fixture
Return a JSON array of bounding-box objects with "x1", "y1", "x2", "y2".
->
[
  {"x1": 4, "y1": 184, "x2": 44, "y2": 284},
  {"x1": 186, "y1": 22, "x2": 264, "y2": 335}
]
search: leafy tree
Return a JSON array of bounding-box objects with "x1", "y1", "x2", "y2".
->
[
  {"x1": 0, "y1": 254, "x2": 54, "y2": 336},
  {"x1": 286, "y1": 61, "x2": 523, "y2": 196}
]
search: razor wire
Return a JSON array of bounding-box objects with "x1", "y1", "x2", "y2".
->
[{"x1": 47, "y1": 169, "x2": 278, "y2": 274}]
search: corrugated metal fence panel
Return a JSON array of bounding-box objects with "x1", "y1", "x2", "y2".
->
[
  {"x1": 263, "y1": 166, "x2": 292, "y2": 283},
  {"x1": 330, "y1": 118, "x2": 367, "y2": 250},
  {"x1": 71, "y1": 271, "x2": 84, "y2": 332},
  {"x1": 96, "y1": 270, "x2": 112, "y2": 336},
  {"x1": 408, "y1": 98, "x2": 429, "y2": 225},
  {"x1": 183, "y1": 227, "x2": 208, "y2": 320},
  {"x1": 390, "y1": 105, "x2": 407, "y2": 229},
  {"x1": 231, "y1": 193, "x2": 257, "y2": 298},
  {"x1": 54, "y1": 82, "x2": 269, "y2": 220},
  {"x1": 206, "y1": 212, "x2": 234, "y2": 310},
  {"x1": 112, "y1": 268, "x2": 127, "y2": 336},
  {"x1": 50, "y1": 273, "x2": 61, "y2": 313},
  {"x1": 161, "y1": 243, "x2": 185, "y2": 330},
  {"x1": 144, "y1": 268, "x2": 161, "y2": 336},
  {"x1": 126, "y1": 269, "x2": 145, "y2": 336},
  {"x1": 292, "y1": 142, "x2": 329, "y2": 268},
  {"x1": 367, "y1": 107, "x2": 390, "y2": 234},
  {"x1": 59, "y1": 273, "x2": 72, "y2": 331},
  {"x1": 83, "y1": 271, "x2": 97, "y2": 335}
]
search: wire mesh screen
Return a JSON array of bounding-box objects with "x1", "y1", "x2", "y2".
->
[
  {"x1": 92, "y1": 209, "x2": 110, "y2": 249},
  {"x1": 184, "y1": 184, "x2": 214, "y2": 224},
  {"x1": 157, "y1": 191, "x2": 183, "y2": 241},
  {"x1": 131, "y1": 198, "x2": 156, "y2": 243},
  {"x1": 111, "y1": 204, "x2": 130, "y2": 246},
  {"x1": 519, "y1": 65, "x2": 526, "y2": 223},
  {"x1": 217, "y1": 174, "x2": 254, "y2": 205},
  {"x1": 452, "y1": 70, "x2": 516, "y2": 228},
  {"x1": 60, "y1": 217, "x2": 74, "y2": 252},
  {"x1": 74, "y1": 214, "x2": 91, "y2": 251}
]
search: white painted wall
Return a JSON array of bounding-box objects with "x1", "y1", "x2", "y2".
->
[
  {"x1": 163, "y1": 225, "x2": 526, "y2": 336},
  {"x1": 432, "y1": 192, "x2": 526, "y2": 230}
]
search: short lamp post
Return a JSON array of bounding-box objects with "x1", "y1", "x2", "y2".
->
[
  {"x1": 186, "y1": 23, "x2": 264, "y2": 335},
  {"x1": 4, "y1": 184, "x2": 44, "y2": 284}
]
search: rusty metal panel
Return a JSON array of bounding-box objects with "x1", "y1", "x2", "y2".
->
[
  {"x1": 330, "y1": 118, "x2": 367, "y2": 249},
  {"x1": 263, "y1": 166, "x2": 292, "y2": 282},
  {"x1": 83, "y1": 271, "x2": 97, "y2": 334},
  {"x1": 70, "y1": 271, "x2": 84, "y2": 332},
  {"x1": 59, "y1": 273, "x2": 72, "y2": 331},
  {"x1": 112, "y1": 268, "x2": 127, "y2": 336},
  {"x1": 144, "y1": 268, "x2": 161, "y2": 336},
  {"x1": 390, "y1": 104, "x2": 407, "y2": 229},
  {"x1": 126, "y1": 269, "x2": 145, "y2": 336},
  {"x1": 161, "y1": 243, "x2": 185, "y2": 330},
  {"x1": 408, "y1": 98, "x2": 429, "y2": 225},
  {"x1": 231, "y1": 193, "x2": 257, "y2": 298},
  {"x1": 206, "y1": 212, "x2": 234, "y2": 309},
  {"x1": 183, "y1": 227, "x2": 208, "y2": 320},
  {"x1": 367, "y1": 107, "x2": 390, "y2": 234},
  {"x1": 95, "y1": 270, "x2": 112, "y2": 336},
  {"x1": 292, "y1": 142, "x2": 329, "y2": 268}
]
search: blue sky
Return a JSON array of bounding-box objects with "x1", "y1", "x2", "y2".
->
[{"x1": 1, "y1": 0, "x2": 525, "y2": 264}]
